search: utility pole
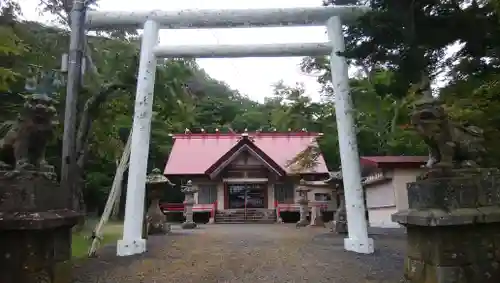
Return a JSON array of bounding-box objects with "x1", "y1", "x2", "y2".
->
[{"x1": 62, "y1": 0, "x2": 86, "y2": 207}]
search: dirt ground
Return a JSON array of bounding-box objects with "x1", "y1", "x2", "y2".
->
[{"x1": 72, "y1": 224, "x2": 406, "y2": 283}]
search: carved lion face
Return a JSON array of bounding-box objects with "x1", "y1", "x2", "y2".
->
[
  {"x1": 23, "y1": 94, "x2": 57, "y2": 122},
  {"x1": 411, "y1": 99, "x2": 446, "y2": 126}
]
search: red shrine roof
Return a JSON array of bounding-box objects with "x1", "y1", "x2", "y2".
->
[
  {"x1": 163, "y1": 132, "x2": 329, "y2": 176},
  {"x1": 360, "y1": 156, "x2": 428, "y2": 169}
]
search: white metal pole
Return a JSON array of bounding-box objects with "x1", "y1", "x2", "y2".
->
[
  {"x1": 326, "y1": 16, "x2": 374, "y2": 254},
  {"x1": 117, "y1": 19, "x2": 159, "y2": 257}
]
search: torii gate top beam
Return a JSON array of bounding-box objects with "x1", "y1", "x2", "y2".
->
[{"x1": 85, "y1": 6, "x2": 370, "y2": 30}]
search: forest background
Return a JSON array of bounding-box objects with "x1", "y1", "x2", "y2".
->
[{"x1": 1, "y1": 0, "x2": 498, "y2": 217}]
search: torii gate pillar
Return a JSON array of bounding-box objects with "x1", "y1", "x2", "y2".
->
[{"x1": 327, "y1": 16, "x2": 373, "y2": 254}]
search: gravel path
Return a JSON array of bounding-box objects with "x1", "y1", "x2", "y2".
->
[{"x1": 73, "y1": 224, "x2": 406, "y2": 283}]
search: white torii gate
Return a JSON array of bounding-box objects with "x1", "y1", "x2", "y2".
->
[{"x1": 85, "y1": 5, "x2": 374, "y2": 256}]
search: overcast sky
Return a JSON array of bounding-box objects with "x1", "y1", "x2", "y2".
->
[{"x1": 19, "y1": 0, "x2": 335, "y2": 102}]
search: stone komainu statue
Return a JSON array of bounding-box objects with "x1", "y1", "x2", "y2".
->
[
  {"x1": 0, "y1": 93, "x2": 57, "y2": 173},
  {"x1": 410, "y1": 97, "x2": 486, "y2": 168}
]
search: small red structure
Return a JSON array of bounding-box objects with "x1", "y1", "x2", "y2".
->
[
  {"x1": 360, "y1": 155, "x2": 428, "y2": 228},
  {"x1": 360, "y1": 156, "x2": 428, "y2": 169}
]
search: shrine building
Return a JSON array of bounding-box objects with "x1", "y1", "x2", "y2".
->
[{"x1": 162, "y1": 131, "x2": 338, "y2": 223}]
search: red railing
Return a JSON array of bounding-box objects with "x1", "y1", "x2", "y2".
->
[
  {"x1": 159, "y1": 202, "x2": 217, "y2": 213},
  {"x1": 274, "y1": 202, "x2": 332, "y2": 212},
  {"x1": 159, "y1": 203, "x2": 184, "y2": 212}
]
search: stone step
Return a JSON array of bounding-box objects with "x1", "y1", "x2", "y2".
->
[
  {"x1": 215, "y1": 209, "x2": 277, "y2": 224},
  {"x1": 215, "y1": 216, "x2": 276, "y2": 221},
  {"x1": 215, "y1": 213, "x2": 272, "y2": 216},
  {"x1": 215, "y1": 209, "x2": 276, "y2": 223},
  {"x1": 215, "y1": 218, "x2": 276, "y2": 224}
]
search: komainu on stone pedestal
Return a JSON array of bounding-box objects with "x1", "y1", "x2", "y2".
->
[
  {"x1": 394, "y1": 88, "x2": 500, "y2": 283},
  {"x1": 0, "y1": 94, "x2": 80, "y2": 283}
]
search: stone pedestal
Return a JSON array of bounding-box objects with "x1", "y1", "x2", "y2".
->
[
  {"x1": 309, "y1": 205, "x2": 325, "y2": 227},
  {"x1": 332, "y1": 199, "x2": 348, "y2": 234},
  {"x1": 296, "y1": 180, "x2": 310, "y2": 227},
  {"x1": 146, "y1": 195, "x2": 170, "y2": 234},
  {"x1": 277, "y1": 215, "x2": 284, "y2": 224},
  {"x1": 208, "y1": 216, "x2": 215, "y2": 224},
  {"x1": 0, "y1": 171, "x2": 80, "y2": 283},
  {"x1": 181, "y1": 181, "x2": 198, "y2": 229},
  {"x1": 392, "y1": 168, "x2": 500, "y2": 283}
]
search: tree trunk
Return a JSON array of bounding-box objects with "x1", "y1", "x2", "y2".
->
[
  {"x1": 390, "y1": 101, "x2": 401, "y2": 134},
  {"x1": 71, "y1": 83, "x2": 131, "y2": 231}
]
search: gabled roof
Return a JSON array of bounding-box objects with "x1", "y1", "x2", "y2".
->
[
  {"x1": 205, "y1": 134, "x2": 286, "y2": 178},
  {"x1": 360, "y1": 156, "x2": 428, "y2": 169},
  {"x1": 163, "y1": 132, "x2": 329, "y2": 176}
]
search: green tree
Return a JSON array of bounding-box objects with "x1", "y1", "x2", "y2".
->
[{"x1": 0, "y1": 0, "x2": 26, "y2": 92}]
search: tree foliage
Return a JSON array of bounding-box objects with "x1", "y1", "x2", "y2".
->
[{"x1": 2, "y1": 0, "x2": 500, "y2": 214}]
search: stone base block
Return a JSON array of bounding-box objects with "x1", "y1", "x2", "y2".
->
[
  {"x1": 344, "y1": 237, "x2": 374, "y2": 254},
  {"x1": 394, "y1": 168, "x2": 500, "y2": 283},
  {"x1": 147, "y1": 221, "x2": 170, "y2": 235},
  {"x1": 0, "y1": 170, "x2": 80, "y2": 283},
  {"x1": 402, "y1": 224, "x2": 500, "y2": 283},
  {"x1": 116, "y1": 238, "x2": 147, "y2": 256},
  {"x1": 331, "y1": 221, "x2": 348, "y2": 234},
  {"x1": 404, "y1": 258, "x2": 500, "y2": 283},
  {"x1": 181, "y1": 221, "x2": 197, "y2": 229},
  {"x1": 309, "y1": 218, "x2": 325, "y2": 227},
  {"x1": 0, "y1": 226, "x2": 75, "y2": 283}
]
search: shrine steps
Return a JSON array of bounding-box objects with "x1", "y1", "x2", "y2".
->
[{"x1": 215, "y1": 209, "x2": 276, "y2": 224}]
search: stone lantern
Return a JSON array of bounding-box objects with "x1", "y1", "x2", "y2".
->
[
  {"x1": 295, "y1": 179, "x2": 311, "y2": 227},
  {"x1": 181, "y1": 180, "x2": 198, "y2": 229},
  {"x1": 145, "y1": 168, "x2": 171, "y2": 234}
]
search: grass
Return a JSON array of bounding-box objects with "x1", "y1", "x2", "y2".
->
[{"x1": 71, "y1": 218, "x2": 124, "y2": 258}]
